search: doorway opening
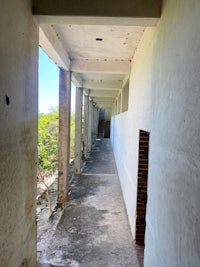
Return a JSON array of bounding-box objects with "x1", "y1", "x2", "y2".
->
[
  {"x1": 97, "y1": 108, "x2": 111, "y2": 138},
  {"x1": 135, "y1": 130, "x2": 150, "y2": 247}
]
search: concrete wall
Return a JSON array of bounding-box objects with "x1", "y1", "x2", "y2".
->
[
  {"x1": 111, "y1": 24, "x2": 154, "y2": 239},
  {"x1": 122, "y1": 82, "x2": 129, "y2": 112},
  {"x1": 0, "y1": 1, "x2": 38, "y2": 266},
  {"x1": 105, "y1": 108, "x2": 111, "y2": 121},
  {"x1": 92, "y1": 106, "x2": 99, "y2": 140},
  {"x1": 111, "y1": 0, "x2": 200, "y2": 266}
]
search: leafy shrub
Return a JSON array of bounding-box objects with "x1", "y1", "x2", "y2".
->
[
  {"x1": 38, "y1": 108, "x2": 59, "y2": 176},
  {"x1": 38, "y1": 108, "x2": 75, "y2": 176}
]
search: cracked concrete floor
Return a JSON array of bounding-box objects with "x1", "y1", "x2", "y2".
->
[{"x1": 38, "y1": 139, "x2": 143, "y2": 267}]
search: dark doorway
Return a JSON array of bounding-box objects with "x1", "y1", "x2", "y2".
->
[
  {"x1": 97, "y1": 108, "x2": 110, "y2": 138},
  {"x1": 104, "y1": 121, "x2": 110, "y2": 138},
  {"x1": 135, "y1": 130, "x2": 150, "y2": 247}
]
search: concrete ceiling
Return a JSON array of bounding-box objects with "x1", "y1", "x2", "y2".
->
[
  {"x1": 52, "y1": 25, "x2": 144, "y2": 61},
  {"x1": 36, "y1": 0, "x2": 161, "y2": 109}
]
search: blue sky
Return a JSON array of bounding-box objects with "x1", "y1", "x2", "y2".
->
[{"x1": 39, "y1": 48, "x2": 75, "y2": 113}]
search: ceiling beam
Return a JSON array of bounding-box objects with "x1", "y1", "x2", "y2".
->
[
  {"x1": 95, "y1": 101, "x2": 115, "y2": 105},
  {"x1": 39, "y1": 25, "x2": 70, "y2": 70},
  {"x1": 71, "y1": 59, "x2": 131, "y2": 74},
  {"x1": 33, "y1": 0, "x2": 161, "y2": 19},
  {"x1": 83, "y1": 80, "x2": 122, "y2": 90},
  {"x1": 72, "y1": 73, "x2": 83, "y2": 87},
  {"x1": 97, "y1": 104, "x2": 113, "y2": 108},
  {"x1": 89, "y1": 90, "x2": 119, "y2": 98},
  {"x1": 34, "y1": 16, "x2": 159, "y2": 26},
  {"x1": 93, "y1": 97, "x2": 116, "y2": 102},
  {"x1": 95, "y1": 98, "x2": 115, "y2": 103}
]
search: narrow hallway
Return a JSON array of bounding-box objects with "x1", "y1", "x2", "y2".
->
[{"x1": 38, "y1": 139, "x2": 143, "y2": 267}]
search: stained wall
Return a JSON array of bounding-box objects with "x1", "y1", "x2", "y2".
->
[{"x1": 0, "y1": 1, "x2": 38, "y2": 266}]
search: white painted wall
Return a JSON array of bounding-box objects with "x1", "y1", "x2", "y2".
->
[
  {"x1": 111, "y1": 25, "x2": 155, "y2": 239},
  {"x1": 0, "y1": 1, "x2": 38, "y2": 266},
  {"x1": 111, "y1": 0, "x2": 200, "y2": 266}
]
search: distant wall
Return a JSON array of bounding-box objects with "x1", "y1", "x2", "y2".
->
[
  {"x1": 111, "y1": 0, "x2": 200, "y2": 266},
  {"x1": 105, "y1": 108, "x2": 111, "y2": 122},
  {"x1": 0, "y1": 1, "x2": 38, "y2": 266}
]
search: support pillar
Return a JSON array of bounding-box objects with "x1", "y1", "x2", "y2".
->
[
  {"x1": 74, "y1": 87, "x2": 83, "y2": 174},
  {"x1": 88, "y1": 101, "x2": 93, "y2": 151},
  {"x1": 112, "y1": 104, "x2": 115, "y2": 116},
  {"x1": 92, "y1": 107, "x2": 99, "y2": 141},
  {"x1": 96, "y1": 108, "x2": 99, "y2": 134},
  {"x1": 57, "y1": 69, "x2": 71, "y2": 206},
  {"x1": 116, "y1": 98, "x2": 119, "y2": 115},
  {"x1": 120, "y1": 89, "x2": 123, "y2": 113},
  {"x1": 84, "y1": 95, "x2": 89, "y2": 159}
]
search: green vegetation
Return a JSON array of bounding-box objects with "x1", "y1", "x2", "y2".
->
[{"x1": 38, "y1": 108, "x2": 75, "y2": 177}]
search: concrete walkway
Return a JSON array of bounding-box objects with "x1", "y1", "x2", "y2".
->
[{"x1": 38, "y1": 139, "x2": 143, "y2": 267}]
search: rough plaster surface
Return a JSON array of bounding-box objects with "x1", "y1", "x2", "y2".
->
[
  {"x1": 111, "y1": 0, "x2": 200, "y2": 266},
  {"x1": 145, "y1": 1, "x2": 200, "y2": 266},
  {"x1": 0, "y1": 0, "x2": 38, "y2": 266},
  {"x1": 51, "y1": 24, "x2": 145, "y2": 61}
]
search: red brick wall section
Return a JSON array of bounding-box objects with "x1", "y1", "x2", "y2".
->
[{"x1": 135, "y1": 130, "x2": 150, "y2": 246}]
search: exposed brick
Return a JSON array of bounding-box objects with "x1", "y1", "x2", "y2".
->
[{"x1": 135, "y1": 130, "x2": 149, "y2": 247}]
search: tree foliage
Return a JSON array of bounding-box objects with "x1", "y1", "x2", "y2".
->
[
  {"x1": 38, "y1": 108, "x2": 59, "y2": 176},
  {"x1": 38, "y1": 108, "x2": 75, "y2": 176}
]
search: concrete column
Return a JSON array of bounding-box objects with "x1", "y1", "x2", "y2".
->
[
  {"x1": 84, "y1": 95, "x2": 89, "y2": 159},
  {"x1": 58, "y1": 69, "x2": 71, "y2": 206},
  {"x1": 116, "y1": 102, "x2": 118, "y2": 115},
  {"x1": 91, "y1": 105, "x2": 97, "y2": 143},
  {"x1": 93, "y1": 107, "x2": 99, "y2": 139},
  {"x1": 88, "y1": 101, "x2": 93, "y2": 151},
  {"x1": 74, "y1": 87, "x2": 83, "y2": 174},
  {"x1": 112, "y1": 104, "x2": 115, "y2": 116},
  {"x1": 117, "y1": 92, "x2": 122, "y2": 114},
  {"x1": 112, "y1": 103, "x2": 116, "y2": 116},
  {"x1": 120, "y1": 89, "x2": 123, "y2": 113},
  {"x1": 92, "y1": 105, "x2": 95, "y2": 143}
]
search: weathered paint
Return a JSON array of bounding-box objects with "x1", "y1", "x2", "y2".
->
[
  {"x1": 0, "y1": 0, "x2": 38, "y2": 266},
  {"x1": 74, "y1": 87, "x2": 83, "y2": 174},
  {"x1": 58, "y1": 70, "x2": 71, "y2": 205}
]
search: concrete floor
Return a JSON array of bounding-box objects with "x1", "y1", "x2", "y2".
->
[{"x1": 38, "y1": 139, "x2": 143, "y2": 267}]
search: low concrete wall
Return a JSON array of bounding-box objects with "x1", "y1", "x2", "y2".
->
[
  {"x1": 0, "y1": 1, "x2": 38, "y2": 266},
  {"x1": 111, "y1": 112, "x2": 138, "y2": 238},
  {"x1": 111, "y1": 0, "x2": 200, "y2": 266}
]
